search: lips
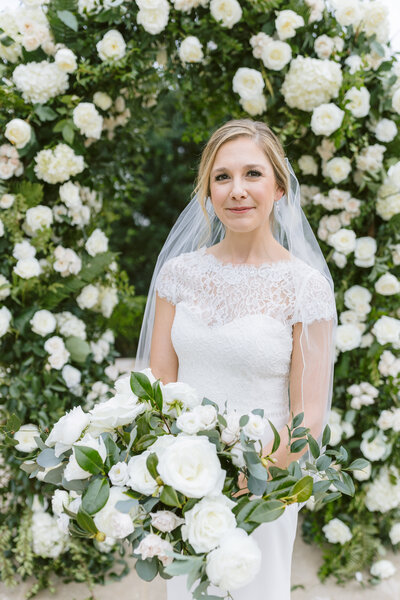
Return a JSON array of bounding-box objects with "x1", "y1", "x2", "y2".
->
[{"x1": 227, "y1": 207, "x2": 255, "y2": 212}]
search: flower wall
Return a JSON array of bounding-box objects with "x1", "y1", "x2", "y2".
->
[{"x1": 0, "y1": 0, "x2": 399, "y2": 592}]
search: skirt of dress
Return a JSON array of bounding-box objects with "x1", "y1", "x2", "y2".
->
[{"x1": 166, "y1": 503, "x2": 298, "y2": 600}]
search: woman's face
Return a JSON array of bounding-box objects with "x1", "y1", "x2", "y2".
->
[{"x1": 209, "y1": 137, "x2": 283, "y2": 234}]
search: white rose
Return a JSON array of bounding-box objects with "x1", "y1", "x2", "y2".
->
[
  {"x1": 51, "y1": 489, "x2": 70, "y2": 516},
  {"x1": 329, "y1": 422, "x2": 342, "y2": 446},
  {"x1": 178, "y1": 36, "x2": 203, "y2": 63},
  {"x1": 0, "y1": 275, "x2": 11, "y2": 300},
  {"x1": 182, "y1": 495, "x2": 237, "y2": 553},
  {"x1": 243, "y1": 413, "x2": 267, "y2": 440},
  {"x1": 134, "y1": 533, "x2": 173, "y2": 566},
  {"x1": 31, "y1": 511, "x2": 68, "y2": 558},
  {"x1": 370, "y1": 559, "x2": 396, "y2": 579},
  {"x1": 85, "y1": 228, "x2": 108, "y2": 256},
  {"x1": 147, "y1": 434, "x2": 176, "y2": 458},
  {"x1": 375, "y1": 118, "x2": 397, "y2": 142},
  {"x1": 232, "y1": 67, "x2": 264, "y2": 100},
  {"x1": 325, "y1": 157, "x2": 351, "y2": 183},
  {"x1": 311, "y1": 103, "x2": 344, "y2": 137},
  {"x1": 56, "y1": 311, "x2": 86, "y2": 340},
  {"x1": 221, "y1": 411, "x2": 241, "y2": 444},
  {"x1": 353, "y1": 462, "x2": 372, "y2": 481},
  {"x1": 345, "y1": 54, "x2": 363, "y2": 74},
  {"x1": 344, "y1": 86, "x2": 370, "y2": 118},
  {"x1": 150, "y1": 510, "x2": 185, "y2": 533},
  {"x1": 94, "y1": 486, "x2": 137, "y2": 539},
  {"x1": 334, "y1": 0, "x2": 363, "y2": 27},
  {"x1": 392, "y1": 88, "x2": 400, "y2": 115},
  {"x1": 341, "y1": 421, "x2": 354, "y2": 439},
  {"x1": 361, "y1": 435, "x2": 388, "y2": 461},
  {"x1": 210, "y1": 0, "x2": 242, "y2": 29},
  {"x1": 275, "y1": 9, "x2": 304, "y2": 40},
  {"x1": 93, "y1": 91, "x2": 113, "y2": 111},
  {"x1": 231, "y1": 444, "x2": 246, "y2": 468},
  {"x1": 387, "y1": 161, "x2": 400, "y2": 188},
  {"x1": 30, "y1": 310, "x2": 56, "y2": 337},
  {"x1": 4, "y1": 118, "x2": 32, "y2": 149},
  {"x1": 73, "y1": 102, "x2": 103, "y2": 140},
  {"x1": 59, "y1": 180, "x2": 81, "y2": 208},
  {"x1": 137, "y1": 3, "x2": 169, "y2": 35},
  {"x1": 176, "y1": 410, "x2": 203, "y2": 434},
  {"x1": 77, "y1": 284, "x2": 100, "y2": 310},
  {"x1": 389, "y1": 523, "x2": 400, "y2": 545},
  {"x1": 162, "y1": 381, "x2": 201, "y2": 415},
  {"x1": 127, "y1": 451, "x2": 159, "y2": 495},
  {"x1": 53, "y1": 246, "x2": 82, "y2": 277},
  {"x1": 89, "y1": 394, "x2": 145, "y2": 433},
  {"x1": 372, "y1": 316, "x2": 400, "y2": 347},
  {"x1": 375, "y1": 273, "x2": 400, "y2": 295},
  {"x1": 109, "y1": 461, "x2": 129, "y2": 486},
  {"x1": 356, "y1": 144, "x2": 385, "y2": 173},
  {"x1": 314, "y1": 34, "x2": 335, "y2": 59},
  {"x1": 332, "y1": 251, "x2": 347, "y2": 268},
  {"x1": 96, "y1": 30, "x2": 126, "y2": 62},
  {"x1": 328, "y1": 228, "x2": 356, "y2": 254},
  {"x1": 14, "y1": 257, "x2": 42, "y2": 279},
  {"x1": 13, "y1": 240, "x2": 36, "y2": 261},
  {"x1": 239, "y1": 95, "x2": 266, "y2": 116},
  {"x1": 377, "y1": 409, "x2": 394, "y2": 431},
  {"x1": 0, "y1": 193, "x2": 15, "y2": 209},
  {"x1": 25, "y1": 205, "x2": 53, "y2": 232},
  {"x1": 157, "y1": 435, "x2": 226, "y2": 498},
  {"x1": 298, "y1": 155, "x2": 318, "y2": 176},
  {"x1": 14, "y1": 423, "x2": 39, "y2": 452},
  {"x1": 55, "y1": 48, "x2": 77, "y2": 73},
  {"x1": 46, "y1": 405, "x2": 90, "y2": 457},
  {"x1": 362, "y1": 1, "x2": 389, "y2": 42},
  {"x1": 206, "y1": 528, "x2": 262, "y2": 591},
  {"x1": 62, "y1": 364, "x2": 81, "y2": 389},
  {"x1": 261, "y1": 40, "x2": 291, "y2": 71},
  {"x1": 335, "y1": 324, "x2": 362, "y2": 352},
  {"x1": 193, "y1": 404, "x2": 218, "y2": 430},
  {"x1": 322, "y1": 518, "x2": 352, "y2": 544},
  {"x1": 64, "y1": 433, "x2": 107, "y2": 481},
  {"x1": 99, "y1": 286, "x2": 118, "y2": 318}
]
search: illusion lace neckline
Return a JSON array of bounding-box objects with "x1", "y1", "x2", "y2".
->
[{"x1": 199, "y1": 245, "x2": 295, "y2": 270}]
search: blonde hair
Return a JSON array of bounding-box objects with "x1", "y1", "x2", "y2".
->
[{"x1": 193, "y1": 119, "x2": 289, "y2": 241}]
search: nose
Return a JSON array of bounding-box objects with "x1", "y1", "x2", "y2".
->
[{"x1": 229, "y1": 177, "x2": 248, "y2": 200}]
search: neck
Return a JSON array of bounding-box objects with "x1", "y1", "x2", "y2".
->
[{"x1": 218, "y1": 225, "x2": 284, "y2": 263}]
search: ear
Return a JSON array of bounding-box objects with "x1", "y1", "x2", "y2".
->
[{"x1": 274, "y1": 188, "x2": 284, "y2": 202}]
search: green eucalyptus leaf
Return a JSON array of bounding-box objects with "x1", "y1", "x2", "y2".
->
[
  {"x1": 82, "y1": 477, "x2": 110, "y2": 514},
  {"x1": 268, "y1": 419, "x2": 281, "y2": 454},
  {"x1": 307, "y1": 434, "x2": 320, "y2": 459},
  {"x1": 248, "y1": 500, "x2": 285, "y2": 523},
  {"x1": 74, "y1": 445, "x2": 104, "y2": 475},
  {"x1": 322, "y1": 424, "x2": 331, "y2": 446},
  {"x1": 290, "y1": 438, "x2": 308, "y2": 453},
  {"x1": 292, "y1": 413, "x2": 304, "y2": 429},
  {"x1": 135, "y1": 557, "x2": 158, "y2": 581},
  {"x1": 37, "y1": 448, "x2": 62, "y2": 468},
  {"x1": 57, "y1": 10, "x2": 78, "y2": 31}
]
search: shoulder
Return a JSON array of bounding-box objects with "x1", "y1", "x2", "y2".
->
[
  {"x1": 290, "y1": 258, "x2": 336, "y2": 324},
  {"x1": 158, "y1": 249, "x2": 202, "y2": 277},
  {"x1": 155, "y1": 249, "x2": 202, "y2": 305}
]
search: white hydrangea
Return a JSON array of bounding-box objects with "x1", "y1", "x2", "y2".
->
[
  {"x1": 53, "y1": 246, "x2": 82, "y2": 277},
  {"x1": 232, "y1": 67, "x2": 264, "y2": 101},
  {"x1": 275, "y1": 9, "x2": 304, "y2": 40},
  {"x1": 365, "y1": 466, "x2": 400, "y2": 512},
  {"x1": 210, "y1": 0, "x2": 242, "y2": 29},
  {"x1": 12, "y1": 61, "x2": 69, "y2": 104},
  {"x1": 96, "y1": 30, "x2": 126, "y2": 61},
  {"x1": 73, "y1": 102, "x2": 103, "y2": 139},
  {"x1": 34, "y1": 144, "x2": 85, "y2": 184},
  {"x1": 137, "y1": 0, "x2": 170, "y2": 35},
  {"x1": 322, "y1": 518, "x2": 352, "y2": 545},
  {"x1": 178, "y1": 36, "x2": 203, "y2": 64},
  {"x1": 345, "y1": 54, "x2": 363, "y2": 74},
  {"x1": 311, "y1": 103, "x2": 344, "y2": 136},
  {"x1": 281, "y1": 56, "x2": 343, "y2": 112},
  {"x1": 31, "y1": 511, "x2": 69, "y2": 558},
  {"x1": 0, "y1": 144, "x2": 24, "y2": 180}
]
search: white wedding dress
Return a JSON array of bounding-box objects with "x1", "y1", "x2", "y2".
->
[{"x1": 154, "y1": 245, "x2": 336, "y2": 600}]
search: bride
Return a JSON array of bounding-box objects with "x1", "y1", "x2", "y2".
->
[{"x1": 135, "y1": 119, "x2": 337, "y2": 599}]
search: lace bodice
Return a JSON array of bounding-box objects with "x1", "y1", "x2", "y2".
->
[{"x1": 155, "y1": 246, "x2": 336, "y2": 434}]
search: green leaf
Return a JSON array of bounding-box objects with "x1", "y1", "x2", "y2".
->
[
  {"x1": 322, "y1": 424, "x2": 331, "y2": 446},
  {"x1": 115, "y1": 498, "x2": 139, "y2": 513},
  {"x1": 57, "y1": 10, "x2": 78, "y2": 31},
  {"x1": 74, "y1": 446, "x2": 104, "y2": 475},
  {"x1": 239, "y1": 415, "x2": 249, "y2": 427},
  {"x1": 290, "y1": 438, "x2": 308, "y2": 453},
  {"x1": 42, "y1": 464, "x2": 64, "y2": 485},
  {"x1": 247, "y1": 475, "x2": 267, "y2": 496},
  {"x1": 251, "y1": 408, "x2": 264, "y2": 418},
  {"x1": 217, "y1": 414, "x2": 227, "y2": 428},
  {"x1": 130, "y1": 372, "x2": 153, "y2": 400},
  {"x1": 248, "y1": 500, "x2": 285, "y2": 523},
  {"x1": 307, "y1": 434, "x2": 320, "y2": 459},
  {"x1": 153, "y1": 380, "x2": 163, "y2": 411},
  {"x1": 347, "y1": 458, "x2": 369, "y2": 471},
  {"x1": 322, "y1": 491, "x2": 341, "y2": 504},
  {"x1": 316, "y1": 455, "x2": 331, "y2": 471},
  {"x1": 292, "y1": 427, "x2": 308, "y2": 438},
  {"x1": 135, "y1": 557, "x2": 158, "y2": 581},
  {"x1": 160, "y1": 485, "x2": 181, "y2": 507},
  {"x1": 37, "y1": 448, "x2": 62, "y2": 468},
  {"x1": 292, "y1": 413, "x2": 304, "y2": 429},
  {"x1": 244, "y1": 452, "x2": 268, "y2": 480},
  {"x1": 6, "y1": 414, "x2": 21, "y2": 432},
  {"x1": 65, "y1": 336, "x2": 91, "y2": 363},
  {"x1": 102, "y1": 434, "x2": 120, "y2": 469},
  {"x1": 0, "y1": 34, "x2": 15, "y2": 47},
  {"x1": 82, "y1": 477, "x2": 110, "y2": 514},
  {"x1": 76, "y1": 509, "x2": 98, "y2": 534},
  {"x1": 268, "y1": 419, "x2": 281, "y2": 454},
  {"x1": 62, "y1": 122, "x2": 74, "y2": 145},
  {"x1": 34, "y1": 105, "x2": 58, "y2": 122},
  {"x1": 291, "y1": 475, "x2": 313, "y2": 503},
  {"x1": 146, "y1": 452, "x2": 159, "y2": 480}
]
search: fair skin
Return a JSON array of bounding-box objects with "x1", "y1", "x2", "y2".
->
[{"x1": 150, "y1": 136, "x2": 328, "y2": 494}]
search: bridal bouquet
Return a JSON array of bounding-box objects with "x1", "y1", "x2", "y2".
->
[{"x1": 14, "y1": 369, "x2": 364, "y2": 599}]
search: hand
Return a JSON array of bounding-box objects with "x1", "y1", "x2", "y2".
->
[{"x1": 232, "y1": 471, "x2": 249, "y2": 498}]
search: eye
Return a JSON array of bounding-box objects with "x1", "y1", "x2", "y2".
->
[
  {"x1": 215, "y1": 173, "x2": 229, "y2": 181},
  {"x1": 247, "y1": 169, "x2": 262, "y2": 177}
]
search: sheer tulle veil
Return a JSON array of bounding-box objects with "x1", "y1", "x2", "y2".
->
[{"x1": 135, "y1": 158, "x2": 337, "y2": 454}]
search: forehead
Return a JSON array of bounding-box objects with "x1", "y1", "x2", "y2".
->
[{"x1": 212, "y1": 137, "x2": 272, "y2": 169}]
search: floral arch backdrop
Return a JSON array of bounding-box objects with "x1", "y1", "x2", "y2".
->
[{"x1": 0, "y1": 0, "x2": 400, "y2": 593}]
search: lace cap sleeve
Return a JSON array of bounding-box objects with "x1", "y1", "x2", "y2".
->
[
  {"x1": 154, "y1": 256, "x2": 180, "y2": 305},
  {"x1": 292, "y1": 268, "x2": 336, "y2": 325}
]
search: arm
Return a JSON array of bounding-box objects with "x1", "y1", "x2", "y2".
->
[
  {"x1": 262, "y1": 317, "x2": 335, "y2": 468},
  {"x1": 149, "y1": 293, "x2": 179, "y2": 384}
]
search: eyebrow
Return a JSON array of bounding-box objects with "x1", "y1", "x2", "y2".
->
[{"x1": 211, "y1": 163, "x2": 266, "y2": 175}]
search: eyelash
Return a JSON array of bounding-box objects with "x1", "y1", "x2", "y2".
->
[{"x1": 215, "y1": 170, "x2": 262, "y2": 181}]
